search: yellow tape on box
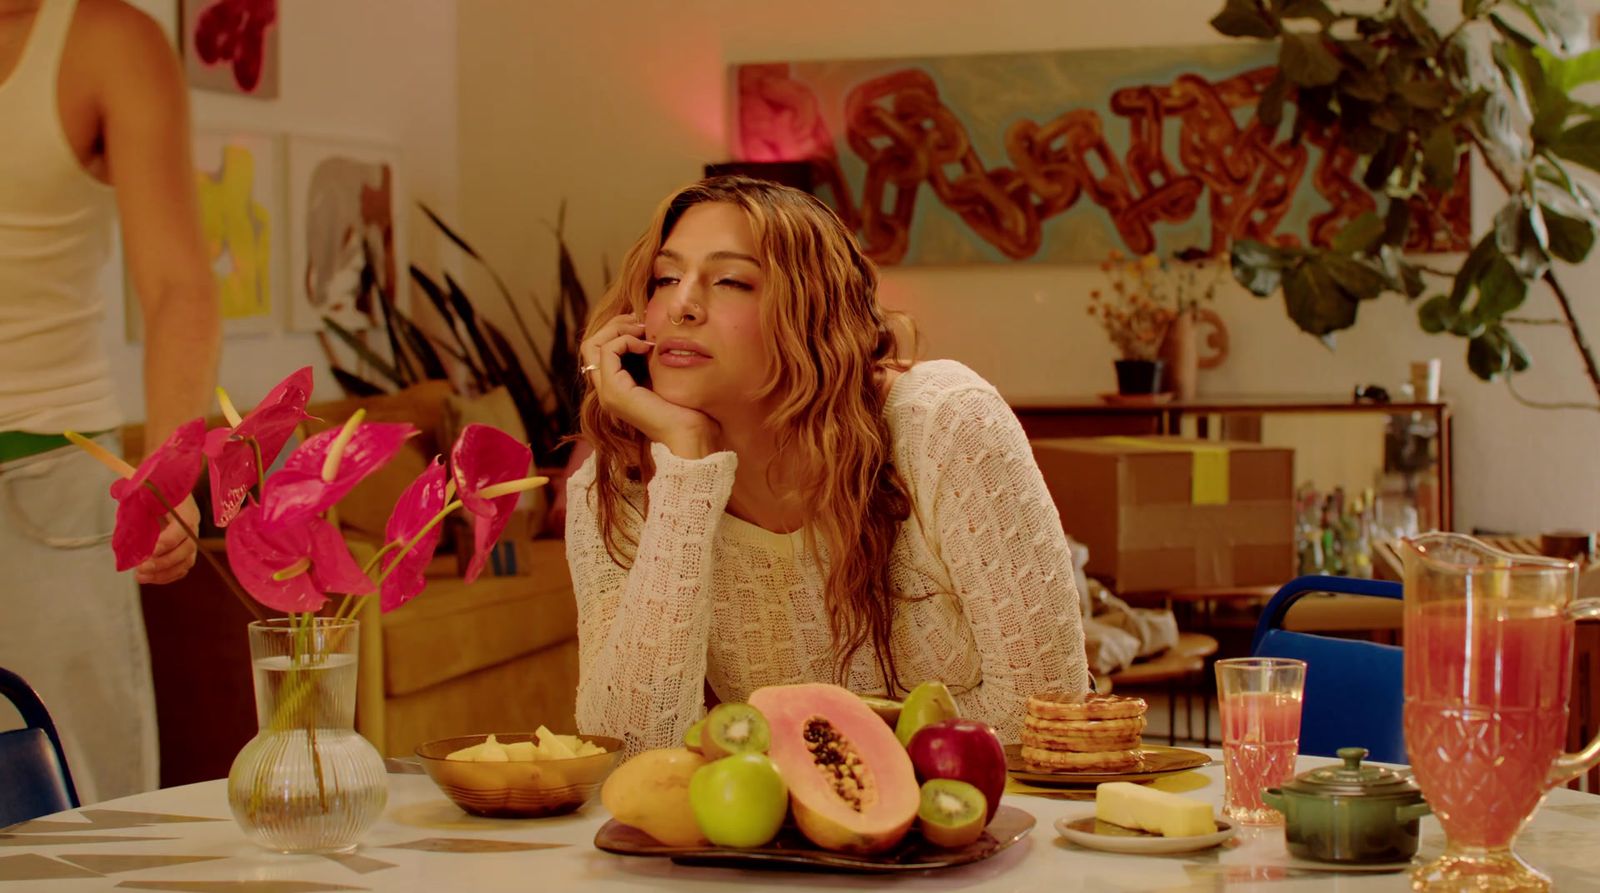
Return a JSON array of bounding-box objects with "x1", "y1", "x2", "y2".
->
[{"x1": 1097, "y1": 436, "x2": 1229, "y2": 506}]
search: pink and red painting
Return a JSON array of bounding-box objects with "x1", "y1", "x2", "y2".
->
[
  {"x1": 182, "y1": 0, "x2": 279, "y2": 99},
  {"x1": 733, "y1": 43, "x2": 1470, "y2": 266}
]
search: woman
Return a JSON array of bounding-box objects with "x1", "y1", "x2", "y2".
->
[{"x1": 570, "y1": 176, "x2": 1086, "y2": 754}]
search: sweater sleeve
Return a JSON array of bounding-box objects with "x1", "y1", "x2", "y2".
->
[
  {"x1": 567, "y1": 442, "x2": 737, "y2": 755},
  {"x1": 913, "y1": 383, "x2": 1090, "y2": 743}
]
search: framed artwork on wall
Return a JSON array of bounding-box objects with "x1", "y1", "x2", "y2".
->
[
  {"x1": 181, "y1": 0, "x2": 280, "y2": 99},
  {"x1": 285, "y1": 136, "x2": 404, "y2": 334},
  {"x1": 125, "y1": 129, "x2": 282, "y2": 342},
  {"x1": 732, "y1": 44, "x2": 1471, "y2": 267}
]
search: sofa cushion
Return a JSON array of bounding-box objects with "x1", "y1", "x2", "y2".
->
[{"x1": 380, "y1": 538, "x2": 576, "y2": 697}]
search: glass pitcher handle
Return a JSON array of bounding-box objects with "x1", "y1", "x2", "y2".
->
[{"x1": 1549, "y1": 598, "x2": 1600, "y2": 788}]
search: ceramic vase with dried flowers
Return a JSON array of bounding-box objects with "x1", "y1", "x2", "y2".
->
[{"x1": 1090, "y1": 250, "x2": 1226, "y2": 399}]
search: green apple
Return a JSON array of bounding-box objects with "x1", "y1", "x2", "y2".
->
[
  {"x1": 688, "y1": 753, "x2": 789, "y2": 847},
  {"x1": 895, "y1": 680, "x2": 959, "y2": 747}
]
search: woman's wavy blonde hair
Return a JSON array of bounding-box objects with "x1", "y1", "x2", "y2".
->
[{"x1": 578, "y1": 175, "x2": 918, "y2": 695}]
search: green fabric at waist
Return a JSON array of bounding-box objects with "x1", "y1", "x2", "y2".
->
[{"x1": 0, "y1": 430, "x2": 110, "y2": 464}]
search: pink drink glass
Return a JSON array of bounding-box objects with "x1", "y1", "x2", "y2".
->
[{"x1": 1216, "y1": 657, "x2": 1305, "y2": 825}]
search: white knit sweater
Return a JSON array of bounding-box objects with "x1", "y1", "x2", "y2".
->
[{"x1": 567, "y1": 360, "x2": 1088, "y2": 754}]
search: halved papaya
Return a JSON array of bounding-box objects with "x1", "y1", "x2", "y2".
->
[{"x1": 748, "y1": 682, "x2": 919, "y2": 853}]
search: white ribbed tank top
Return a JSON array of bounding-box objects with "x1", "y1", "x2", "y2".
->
[{"x1": 0, "y1": 0, "x2": 120, "y2": 434}]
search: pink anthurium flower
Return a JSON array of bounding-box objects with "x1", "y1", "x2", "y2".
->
[
  {"x1": 258, "y1": 420, "x2": 416, "y2": 528},
  {"x1": 109, "y1": 419, "x2": 207, "y2": 571},
  {"x1": 378, "y1": 459, "x2": 449, "y2": 612},
  {"x1": 205, "y1": 367, "x2": 316, "y2": 527},
  {"x1": 452, "y1": 423, "x2": 533, "y2": 583},
  {"x1": 225, "y1": 503, "x2": 375, "y2": 614}
]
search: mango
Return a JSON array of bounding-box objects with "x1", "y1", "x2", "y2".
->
[{"x1": 600, "y1": 747, "x2": 709, "y2": 847}]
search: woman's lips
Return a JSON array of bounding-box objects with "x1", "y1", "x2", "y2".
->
[{"x1": 654, "y1": 339, "x2": 712, "y2": 369}]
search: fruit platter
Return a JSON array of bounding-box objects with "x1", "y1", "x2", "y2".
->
[{"x1": 593, "y1": 681, "x2": 1035, "y2": 873}]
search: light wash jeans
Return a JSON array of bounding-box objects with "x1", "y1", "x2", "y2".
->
[{"x1": 0, "y1": 435, "x2": 158, "y2": 804}]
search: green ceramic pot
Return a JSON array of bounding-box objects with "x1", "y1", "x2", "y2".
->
[{"x1": 1262, "y1": 747, "x2": 1432, "y2": 864}]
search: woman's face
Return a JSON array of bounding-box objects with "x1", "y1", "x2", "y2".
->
[{"x1": 645, "y1": 202, "x2": 773, "y2": 417}]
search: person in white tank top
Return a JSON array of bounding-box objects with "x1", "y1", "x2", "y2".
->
[{"x1": 0, "y1": 0, "x2": 220, "y2": 804}]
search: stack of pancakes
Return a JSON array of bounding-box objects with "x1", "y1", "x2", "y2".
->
[{"x1": 1021, "y1": 692, "x2": 1147, "y2": 772}]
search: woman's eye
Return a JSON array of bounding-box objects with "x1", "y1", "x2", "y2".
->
[
  {"x1": 717, "y1": 279, "x2": 752, "y2": 290},
  {"x1": 650, "y1": 275, "x2": 679, "y2": 290}
]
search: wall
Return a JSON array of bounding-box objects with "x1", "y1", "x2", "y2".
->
[
  {"x1": 107, "y1": 0, "x2": 458, "y2": 421},
  {"x1": 458, "y1": 0, "x2": 1600, "y2": 535}
]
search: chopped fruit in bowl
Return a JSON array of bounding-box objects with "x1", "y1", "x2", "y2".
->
[{"x1": 415, "y1": 728, "x2": 621, "y2": 818}]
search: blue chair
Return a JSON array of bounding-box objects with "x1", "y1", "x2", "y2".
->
[
  {"x1": 0, "y1": 667, "x2": 80, "y2": 828},
  {"x1": 1249, "y1": 575, "x2": 1405, "y2": 764}
]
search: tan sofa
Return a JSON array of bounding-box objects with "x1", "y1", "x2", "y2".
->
[{"x1": 129, "y1": 380, "x2": 580, "y2": 784}]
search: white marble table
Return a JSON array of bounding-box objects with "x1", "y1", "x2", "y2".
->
[{"x1": 3, "y1": 751, "x2": 1598, "y2": 892}]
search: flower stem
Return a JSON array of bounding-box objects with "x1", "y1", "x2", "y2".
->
[
  {"x1": 334, "y1": 498, "x2": 466, "y2": 622},
  {"x1": 143, "y1": 481, "x2": 269, "y2": 622}
]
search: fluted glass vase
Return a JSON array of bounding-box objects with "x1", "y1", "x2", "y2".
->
[{"x1": 227, "y1": 617, "x2": 388, "y2": 854}]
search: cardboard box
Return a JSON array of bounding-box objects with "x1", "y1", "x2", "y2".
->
[{"x1": 1032, "y1": 436, "x2": 1295, "y2": 593}]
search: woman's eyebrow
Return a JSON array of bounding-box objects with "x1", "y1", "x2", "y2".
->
[{"x1": 655, "y1": 248, "x2": 761, "y2": 267}]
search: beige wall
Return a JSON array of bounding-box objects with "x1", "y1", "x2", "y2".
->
[
  {"x1": 458, "y1": 0, "x2": 1600, "y2": 535},
  {"x1": 105, "y1": 0, "x2": 459, "y2": 417}
]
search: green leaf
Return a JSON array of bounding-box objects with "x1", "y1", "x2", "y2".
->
[
  {"x1": 1284, "y1": 259, "x2": 1359, "y2": 335},
  {"x1": 1332, "y1": 212, "x2": 1385, "y2": 253},
  {"x1": 1281, "y1": 31, "x2": 1342, "y2": 87},
  {"x1": 1542, "y1": 46, "x2": 1600, "y2": 92},
  {"x1": 1364, "y1": 135, "x2": 1403, "y2": 191},
  {"x1": 1397, "y1": 0, "x2": 1440, "y2": 51},
  {"x1": 1281, "y1": 0, "x2": 1334, "y2": 25},
  {"x1": 1396, "y1": 78, "x2": 1451, "y2": 110},
  {"x1": 1506, "y1": 327, "x2": 1533, "y2": 372},
  {"x1": 1381, "y1": 245, "x2": 1427, "y2": 298},
  {"x1": 1341, "y1": 38, "x2": 1381, "y2": 71},
  {"x1": 1211, "y1": 0, "x2": 1279, "y2": 38},
  {"x1": 1463, "y1": 0, "x2": 1484, "y2": 16},
  {"x1": 1523, "y1": 0, "x2": 1587, "y2": 53},
  {"x1": 1422, "y1": 126, "x2": 1458, "y2": 191},
  {"x1": 1418, "y1": 294, "x2": 1457, "y2": 333},
  {"x1": 1384, "y1": 198, "x2": 1414, "y2": 245},
  {"x1": 1322, "y1": 253, "x2": 1389, "y2": 300},
  {"x1": 1259, "y1": 71, "x2": 1288, "y2": 135},
  {"x1": 1230, "y1": 239, "x2": 1296, "y2": 295},
  {"x1": 1552, "y1": 120, "x2": 1600, "y2": 174},
  {"x1": 1341, "y1": 66, "x2": 1389, "y2": 102},
  {"x1": 1467, "y1": 331, "x2": 1508, "y2": 380},
  {"x1": 1450, "y1": 234, "x2": 1499, "y2": 305},
  {"x1": 1542, "y1": 204, "x2": 1596, "y2": 263},
  {"x1": 1494, "y1": 198, "x2": 1550, "y2": 279},
  {"x1": 1474, "y1": 255, "x2": 1529, "y2": 319}
]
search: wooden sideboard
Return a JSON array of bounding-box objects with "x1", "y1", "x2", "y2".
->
[{"x1": 1011, "y1": 396, "x2": 1454, "y2": 531}]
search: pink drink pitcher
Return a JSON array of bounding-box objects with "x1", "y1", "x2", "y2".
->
[{"x1": 1401, "y1": 532, "x2": 1600, "y2": 892}]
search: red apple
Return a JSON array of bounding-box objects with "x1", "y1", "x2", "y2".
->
[{"x1": 905, "y1": 719, "x2": 1007, "y2": 824}]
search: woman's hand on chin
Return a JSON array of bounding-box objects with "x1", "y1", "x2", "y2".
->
[{"x1": 584, "y1": 313, "x2": 721, "y2": 459}]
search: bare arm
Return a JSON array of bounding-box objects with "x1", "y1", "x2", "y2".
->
[{"x1": 95, "y1": 1, "x2": 220, "y2": 582}]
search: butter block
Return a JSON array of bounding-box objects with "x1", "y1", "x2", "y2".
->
[{"x1": 1095, "y1": 782, "x2": 1215, "y2": 837}]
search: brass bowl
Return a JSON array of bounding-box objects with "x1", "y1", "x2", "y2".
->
[{"x1": 414, "y1": 733, "x2": 623, "y2": 818}]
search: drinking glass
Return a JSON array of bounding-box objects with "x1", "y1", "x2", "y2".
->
[
  {"x1": 1216, "y1": 657, "x2": 1305, "y2": 825},
  {"x1": 1402, "y1": 533, "x2": 1600, "y2": 892}
]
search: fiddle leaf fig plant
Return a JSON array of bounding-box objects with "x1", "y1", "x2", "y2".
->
[{"x1": 1212, "y1": 0, "x2": 1600, "y2": 407}]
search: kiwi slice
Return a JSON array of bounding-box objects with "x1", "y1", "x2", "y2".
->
[
  {"x1": 701, "y1": 702, "x2": 771, "y2": 760},
  {"x1": 683, "y1": 718, "x2": 706, "y2": 754},
  {"x1": 916, "y1": 778, "x2": 987, "y2": 849}
]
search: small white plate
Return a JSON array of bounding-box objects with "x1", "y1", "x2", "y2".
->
[{"x1": 1055, "y1": 813, "x2": 1237, "y2": 855}]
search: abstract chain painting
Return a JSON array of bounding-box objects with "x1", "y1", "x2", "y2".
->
[{"x1": 733, "y1": 43, "x2": 1470, "y2": 266}]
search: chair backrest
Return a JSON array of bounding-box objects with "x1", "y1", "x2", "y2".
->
[
  {"x1": 0, "y1": 668, "x2": 79, "y2": 827},
  {"x1": 1249, "y1": 575, "x2": 1406, "y2": 764}
]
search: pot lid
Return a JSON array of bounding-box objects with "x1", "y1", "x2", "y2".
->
[{"x1": 1281, "y1": 747, "x2": 1423, "y2": 799}]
